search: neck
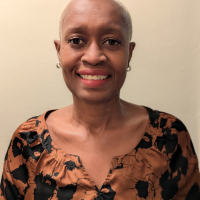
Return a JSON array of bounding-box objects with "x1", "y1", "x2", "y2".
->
[{"x1": 70, "y1": 95, "x2": 127, "y2": 135}]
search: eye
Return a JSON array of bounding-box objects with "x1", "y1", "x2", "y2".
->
[
  {"x1": 104, "y1": 39, "x2": 121, "y2": 46},
  {"x1": 68, "y1": 38, "x2": 85, "y2": 45}
]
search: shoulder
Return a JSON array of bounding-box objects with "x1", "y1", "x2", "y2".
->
[
  {"x1": 147, "y1": 107, "x2": 187, "y2": 132},
  {"x1": 146, "y1": 107, "x2": 196, "y2": 156},
  {"x1": 146, "y1": 107, "x2": 200, "y2": 198},
  {"x1": 4, "y1": 111, "x2": 52, "y2": 164},
  {"x1": 1, "y1": 111, "x2": 55, "y2": 198}
]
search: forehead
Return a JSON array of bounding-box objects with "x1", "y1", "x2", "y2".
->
[
  {"x1": 66, "y1": 0, "x2": 123, "y2": 18},
  {"x1": 62, "y1": 0, "x2": 125, "y2": 34}
]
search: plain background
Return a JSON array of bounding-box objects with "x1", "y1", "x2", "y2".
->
[{"x1": 0, "y1": 0, "x2": 199, "y2": 175}]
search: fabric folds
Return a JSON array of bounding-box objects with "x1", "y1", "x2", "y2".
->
[{"x1": 0, "y1": 107, "x2": 200, "y2": 200}]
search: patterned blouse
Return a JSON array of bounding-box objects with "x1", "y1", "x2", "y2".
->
[{"x1": 0, "y1": 107, "x2": 200, "y2": 200}]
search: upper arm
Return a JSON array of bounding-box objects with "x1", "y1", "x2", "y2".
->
[
  {"x1": 158, "y1": 115, "x2": 200, "y2": 199},
  {"x1": 173, "y1": 119, "x2": 200, "y2": 199},
  {"x1": 0, "y1": 126, "x2": 29, "y2": 199}
]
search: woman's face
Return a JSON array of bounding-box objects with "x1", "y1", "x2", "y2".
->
[{"x1": 55, "y1": 0, "x2": 135, "y2": 104}]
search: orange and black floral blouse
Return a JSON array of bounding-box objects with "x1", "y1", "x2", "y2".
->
[{"x1": 1, "y1": 107, "x2": 200, "y2": 200}]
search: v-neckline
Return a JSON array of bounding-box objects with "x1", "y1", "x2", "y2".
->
[{"x1": 41, "y1": 106, "x2": 151, "y2": 191}]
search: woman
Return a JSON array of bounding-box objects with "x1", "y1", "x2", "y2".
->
[{"x1": 1, "y1": 0, "x2": 200, "y2": 199}]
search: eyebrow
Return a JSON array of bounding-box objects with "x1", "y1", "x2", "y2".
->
[
  {"x1": 66, "y1": 27, "x2": 86, "y2": 34},
  {"x1": 65, "y1": 26, "x2": 123, "y2": 35},
  {"x1": 100, "y1": 27, "x2": 123, "y2": 34}
]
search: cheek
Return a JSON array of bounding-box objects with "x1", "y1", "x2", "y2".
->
[
  {"x1": 61, "y1": 67, "x2": 78, "y2": 95},
  {"x1": 61, "y1": 68, "x2": 71, "y2": 90},
  {"x1": 60, "y1": 45, "x2": 82, "y2": 67},
  {"x1": 109, "y1": 50, "x2": 129, "y2": 72},
  {"x1": 109, "y1": 51, "x2": 129, "y2": 88},
  {"x1": 60, "y1": 50, "x2": 82, "y2": 83}
]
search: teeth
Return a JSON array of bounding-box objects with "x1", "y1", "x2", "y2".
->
[{"x1": 79, "y1": 75, "x2": 108, "y2": 80}]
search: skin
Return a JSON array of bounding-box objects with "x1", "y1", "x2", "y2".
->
[{"x1": 47, "y1": 0, "x2": 149, "y2": 190}]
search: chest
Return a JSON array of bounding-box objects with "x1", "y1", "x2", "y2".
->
[
  {"x1": 50, "y1": 131, "x2": 145, "y2": 190},
  {"x1": 46, "y1": 112, "x2": 149, "y2": 190},
  {"x1": 78, "y1": 152, "x2": 114, "y2": 190}
]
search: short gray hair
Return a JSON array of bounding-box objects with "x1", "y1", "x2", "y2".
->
[{"x1": 59, "y1": 0, "x2": 132, "y2": 41}]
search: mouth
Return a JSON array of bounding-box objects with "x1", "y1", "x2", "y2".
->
[
  {"x1": 76, "y1": 69, "x2": 111, "y2": 88},
  {"x1": 76, "y1": 70, "x2": 111, "y2": 88},
  {"x1": 77, "y1": 74, "x2": 110, "y2": 80}
]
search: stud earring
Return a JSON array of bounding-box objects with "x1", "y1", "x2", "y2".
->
[
  {"x1": 127, "y1": 66, "x2": 131, "y2": 72},
  {"x1": 56, "y1": 62, "x2": 61, "y2": 68}
]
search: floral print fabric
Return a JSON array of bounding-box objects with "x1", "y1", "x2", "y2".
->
[{"x1": 0, "y1": 107, "x2": 200, "y2": 200}]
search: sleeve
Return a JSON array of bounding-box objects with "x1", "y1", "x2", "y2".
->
[
  {"x1": 173, "y1": 119, "x2": 200, "y2": 199},
  {"x1": 0, "y1": 125, "x2": 29, "y2": 200},
  {"x1": 160, "y1": 116, "x2": 200, "y2": 200}
]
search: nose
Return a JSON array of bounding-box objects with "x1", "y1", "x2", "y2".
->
[{"x1": 81, "y1": 42, "x2": 107, "y2": 66}]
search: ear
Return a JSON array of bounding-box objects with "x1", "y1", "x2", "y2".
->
[
  {"x1": 128, "y1": 42, "x2": 136, "y2": 63},
  {"x1": 54, "y1": 40, "x2": 61, "y2": 60}
]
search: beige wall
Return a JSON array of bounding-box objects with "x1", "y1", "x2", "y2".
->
[{"x1": 0, "y1": 0, "x2": 199, "y2": 175}]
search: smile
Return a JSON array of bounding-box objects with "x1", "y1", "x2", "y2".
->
[{"x1": 79, "y1": 75, "x2": 109, "y2": 80}]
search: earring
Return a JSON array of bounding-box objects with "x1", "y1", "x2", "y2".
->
[
  {"x1": 56, "y1": 62, "x2": 61, "y2": 68},
  {"x1": 127, "y1": 66, "x2": 131, "y2": 72}
]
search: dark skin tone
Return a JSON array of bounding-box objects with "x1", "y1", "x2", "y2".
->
[{"x1": 46, "y1": 0, "x2": 149, "y2": 190}]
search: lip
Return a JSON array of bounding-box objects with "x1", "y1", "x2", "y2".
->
[
  {"x1": 77, "y1": 69, "x2": 110, "y2": 76},
  {"x1": 76, "y1": 69, "x2": 111, "y2": 88},
  {"x1": 79, "y1": 77, "x2": 110, "y2": 88}
]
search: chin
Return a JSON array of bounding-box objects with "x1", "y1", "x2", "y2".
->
[
  {"x1": 73, "y1": 91, "x2": 118, "y2": 104},
  {"x1": 77, "y1": 96, "x2": 111, "y2": 104}
]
